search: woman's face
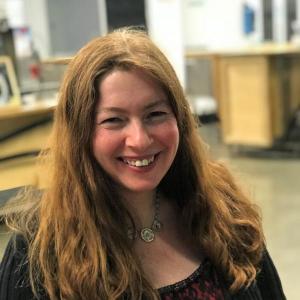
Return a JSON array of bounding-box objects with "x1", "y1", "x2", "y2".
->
[{"x1": 93, "y1": 68, "x2": 179, "y2": 194}]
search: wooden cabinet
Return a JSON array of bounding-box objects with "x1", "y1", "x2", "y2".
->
[
  {"x1": 218, "y1": 56, "x2": 273, "y2": 146},
  {"x1": 186, "y1": 44, "x2": 300, "y2": 147}
]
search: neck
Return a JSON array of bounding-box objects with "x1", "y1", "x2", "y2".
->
[{"x1": 121, "y1": 189, "x2": 156, "y2": 228}]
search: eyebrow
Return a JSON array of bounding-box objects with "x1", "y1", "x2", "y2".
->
[{"x1": 97, "y1": 99, "x2": 168, "y2": 114}]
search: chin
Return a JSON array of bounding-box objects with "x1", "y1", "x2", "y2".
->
[
  {"x1": 120, "y1": 182, "x2": 159, "y2": 193},
  {"x1": 125, "y1": 186, "x2": 157, "y2": 193}
]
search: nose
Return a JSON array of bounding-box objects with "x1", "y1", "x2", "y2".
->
[{"x1": 125, "y1": 121, "x2": 153, "y2": 150}]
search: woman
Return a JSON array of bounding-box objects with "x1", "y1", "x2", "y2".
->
[{"x1": 0, "y1": 28, "x2": 285, "y2": 299}]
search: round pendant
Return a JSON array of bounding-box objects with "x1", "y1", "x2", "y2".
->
[{"x1": 140, "y1": 228, "x2": 155, "y2": 242}]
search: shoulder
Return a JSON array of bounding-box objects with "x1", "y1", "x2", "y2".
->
[
  {"x1": 0, "y1": 234, "x2": 35, "y2": 300},
  {"x1": 255, "y1": 249, "x2": 286, "y2": 299},
  {"x1": 230, "y1": 249, "x2": 286, "y2": 300}
]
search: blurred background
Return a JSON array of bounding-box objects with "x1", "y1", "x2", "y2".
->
[{"x1": 0, "y1": 0, "x2": 299, "y2": 299}]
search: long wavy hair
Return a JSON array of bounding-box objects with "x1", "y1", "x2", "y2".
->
[{"x1": 4, "y1": 27, "x2": 264, "y2": 299}]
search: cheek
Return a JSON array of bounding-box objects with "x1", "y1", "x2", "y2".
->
[
  {"x1": 157, "y1": 121, "x2": 179, "y2": 150},
  {"x1": 92, "y1": 130, "x2": 121, "y2": 159}
]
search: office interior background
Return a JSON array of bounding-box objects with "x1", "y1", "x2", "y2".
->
[{"x1": 0, "y1": 0, "x2": 299, "y2": 299}]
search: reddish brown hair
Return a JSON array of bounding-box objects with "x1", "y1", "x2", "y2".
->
[{"x1": 4, "y1": 27, "x2": 264, "y2": 299}]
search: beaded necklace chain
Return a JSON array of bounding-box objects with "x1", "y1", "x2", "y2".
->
[{"x1": 127, "y1": 192, "x2": 163, "y2": 243}]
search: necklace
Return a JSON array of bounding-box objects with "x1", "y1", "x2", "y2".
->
[{"x1": 127, "y1": 192, "x2": 163, "y2": 243}]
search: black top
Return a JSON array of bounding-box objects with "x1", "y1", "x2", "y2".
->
[{"x1": 0, "y1": 235, "x2": 286, "y2": 300}]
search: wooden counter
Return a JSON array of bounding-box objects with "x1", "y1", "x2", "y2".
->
[
  {"x1": 186, "y1": 43, "x2": 300, "y2": 147},
  {"x1": 0, "y1": 99, "x2": 56, "y2": 190},
  {"x1": 0, "y1": 98, "x2": 56, "y2": 138},
  {"x1": 0, "y1": 100, "x2": 56, "y2": 119}
]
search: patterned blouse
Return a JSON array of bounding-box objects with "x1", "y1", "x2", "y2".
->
[{"x1": 158, "y1": 259, "x2": 224, "y2": 300}]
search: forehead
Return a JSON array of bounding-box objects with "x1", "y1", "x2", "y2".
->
[{"x1": 97, "y1": 69, "x2": 168, "y2": 109}]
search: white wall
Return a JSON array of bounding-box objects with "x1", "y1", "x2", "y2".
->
[
  {"x1": 272, "y1": 0, "x2": 288, "y2": 43},
  {"x1": 97, "y1": 0, "x2": 108, "y2": 36},
  {"x1": 23, "y1": 0, "x2": 51, "y2": 58},
  {"x1": 5, "y1": 0, "x2": 26, "y2": 27},
  {"x1": 184, "y1": 0, "x2": 243, "y2": 48},
  {"x1": 297, "y1": 0, "x2": 300, "y2": 22},
  {"x1": 183, "y1": 0, "x2": 263, "y2": 49},
  {"x1": 145, "y1": 0, "x2": 185, "y2": 88}
]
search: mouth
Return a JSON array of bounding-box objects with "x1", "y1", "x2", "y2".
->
[{"x1": 119, "y1": 154, "x2": 157, "y2": 167}]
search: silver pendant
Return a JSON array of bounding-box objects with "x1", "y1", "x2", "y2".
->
[{"x1": 140, "y1": 228, "x2": 155, "y2": 242}]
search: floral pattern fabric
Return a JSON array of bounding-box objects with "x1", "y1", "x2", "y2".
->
[{"x1": 158, "y1": 259, "x2": 224, "y2": 300}]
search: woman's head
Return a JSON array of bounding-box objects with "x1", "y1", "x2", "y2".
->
[
  {"x1": 55, "y1": 27, "x2": 200, "y2": 200},
  {"x1": 93, "y1": 68, "x2": 180, "y2": 195}
]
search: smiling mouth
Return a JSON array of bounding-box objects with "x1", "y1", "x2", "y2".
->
[{"x1": 120, "y1": 155, "x2": 156, "y2": 167}]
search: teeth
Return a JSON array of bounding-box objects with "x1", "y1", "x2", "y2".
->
[{"x1": 124, "y1": 156, "x2": 155, "y2": 167}]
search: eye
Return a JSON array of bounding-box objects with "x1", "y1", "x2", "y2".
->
[
  {"x1": 97, "y1": 117, "x2": 125, "y2": 128},
  {"x1": 147, "y1": 111, "x2": 168, "y2": 120},
  {"x1": 101, "y1": 117, "x2": 123, "y2": 124}
]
